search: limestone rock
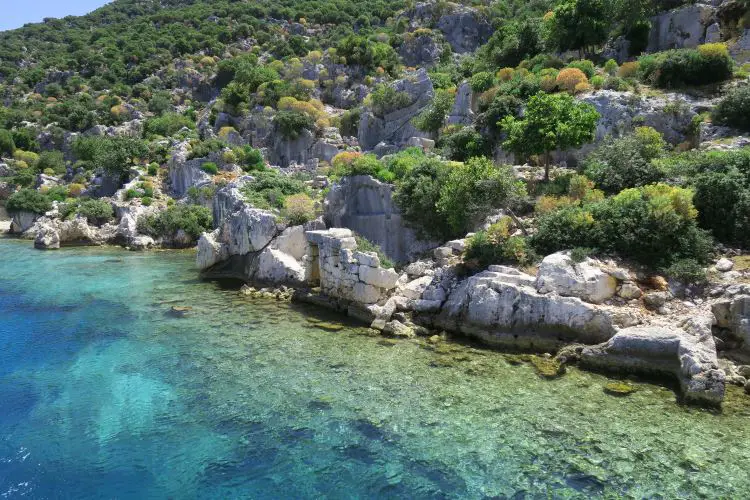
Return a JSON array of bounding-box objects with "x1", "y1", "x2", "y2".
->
[
  {"x1": 648, "y1": 4, "x2": 716, "y2": 52},
  {"x1": 581, "y1": 316, "x2": 724, "y2": 406},
  {"x1": 618, "y1": 282, "x2": 643, "y2": 300},
  {"x1": 168, "y1": 141, "x2": 213, "y2": 198},
  {"x1": 9, "y1": 211, "x2": 38, "y2": 234},
  {"x1": 256, "y1": 247, "x2": 306, "y2": 285},
  {"x1": 716, "y1": 258, "x2": 734, "y2": 272},
  {"x1": 434, "y1": 269, "x2": 616, "y2": 350},
  {"x1": 398, "y1": 32, "x2": 442, "y2": 68},
  {"x1": 536, "y1": 252, "x2": 618, "y2": 304},
  {"x1": 446, "y1": 82, "x2": 474, "y2": 126}
]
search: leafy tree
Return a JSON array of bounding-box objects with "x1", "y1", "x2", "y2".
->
[
  {"x1": 500, "y1": 92, "x2": 599, "y2": 180},
  {"x1": 437, "y1": 157, "x2": 527, "y2": 238},
  {"x1": 394, "y1": 157, "x2": 453, "y2": 240},
  {"x1": 438, "y1": 127, "x2": 491, "y2": 162},
  {"x1": 72, "y1": 136, "x2": 148, "y2": 179},
  {"x1": 274, "y1": 110, "x2": 313, "y2": 140},
  {"x1": 476, "y1": 19, "x2": 544, "y2": 70},
  {"x1": 545, "y1": 0, "x2": 609, "y2": 55}
]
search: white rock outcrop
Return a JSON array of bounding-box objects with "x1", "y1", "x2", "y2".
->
[{"x1": 536, "y1": 252, "x2": 618, "y2": 304}]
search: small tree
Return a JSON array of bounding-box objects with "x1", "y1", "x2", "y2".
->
[{"x1": 500, "y1": 92, "x2": 599, "y2": 180}]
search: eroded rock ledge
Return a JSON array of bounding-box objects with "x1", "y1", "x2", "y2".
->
[{"x1": 198, "y1": 200, "x2": 728, "y2": 406}]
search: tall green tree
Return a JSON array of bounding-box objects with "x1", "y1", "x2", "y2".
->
[
  {"x1": 500, "y1": 92, "x2": 599, "y2": 180},
  {"x1": 545, "y1": 0, "x2": 609, "y2": 56}
]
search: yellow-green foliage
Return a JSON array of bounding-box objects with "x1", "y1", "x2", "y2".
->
[
  {"x1": 13, "y1": 150, "x2": 39, "y2": 167},
  {"x1": 556, "y1": 68, "x2": 588, "y2": 94}
]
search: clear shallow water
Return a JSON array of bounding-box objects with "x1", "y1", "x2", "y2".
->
[{"x1": 1, "y1": 239, "x2": 750, "y2": 499}]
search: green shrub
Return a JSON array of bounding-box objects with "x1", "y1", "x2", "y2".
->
[
  {"x1": 240, "y1": 170, "x2": 308, "y2": 210},
  {"x1": 664, "y1": 258, "x2": 707, "y2": 284},
  {"x1": 583, "y1": 127, "x2": 667, "y2": 194},
  {"x1": 340, "y1": 108, "x2": 362, "y2": 137},
  {"x1": 437, "y1": 127, "x2": 491, "y2": 162},
  {"x1": 394, "y1": 157, "x2": 453, "y2": 241},
  {"x1": 144, "y1": 112, "x2": 195, "y2": 137},
  {"x1": 0, "y1": 129, "x2": 15, "y2": 156},
  {"x1": 72, "y1": 136, "x2": 148, "y2": 178},
  {"x1": 11, "y1": 169, "x2": 35, "y2": 188},
  {"x1": 712, "y1": 84, "x2": 750, "y2": 132},
  {"x1": 369, "y1": 84, "x2": 412, "y2": 117},
  {"x1": 44, "y1": 186, "x2": 69, "y2": 202},
  {"x1": 274, "y1": 110, "x2": 313, "y2": 139},
  {"x1": 465, "y1": 217, "x2": 535, "y2": 269},
  {"x1": 532, "y1": 184, "x2": 713, "y2": 269},
  {"x1": 567, "y1": 60, "x2": 596, "y2": 79},
  {"x1": 37, "y1": 151, "x2": 66, "y2": 175},
  {"x1": 147, "y1": 163, "x2": 159, "y2": 176},
  {"x1": 283, "y1": 193, "x2": 316, "y2": 225},
  {"x1": 604, "y1": 59, "x2": 619, "y2": 76},
  {"x1": 201, "y1": 162, "x2": 218, "y2": 175},
  {"x1": 437, "y1": 157, "x2": 526, "y2": 238},
  {"x1": 412, "y1": 89, "x2": 454, "y2": 133},
  {"x1": 137, "y1": 205, "x2": 212, "y2": 241},
  {"x1": 470, "y1": 72, "x2": 495, "y2": 92},
  {"x1": 637, "y1": 45, "x2": 733, "y2": 88},
  {"x1": 188, "y1": 139, "x2": 226, "y2": 160},
  {"x1": 6, "y1": 188, "x2": 51, "y2": 214},
  {"x1": 77, "y1": 199, "x2": 114, "y2": 225}
]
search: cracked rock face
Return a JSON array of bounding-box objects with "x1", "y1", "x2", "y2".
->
[{"x1": 536, "y1": 252, "x2": 618, "y2": 305}]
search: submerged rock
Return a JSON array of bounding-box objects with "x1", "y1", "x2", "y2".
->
[{"x1": 603, "y1": 382, "x2": 637, "y2": 396}]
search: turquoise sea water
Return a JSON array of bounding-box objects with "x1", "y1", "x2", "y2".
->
[{"x1": 2, "y1": 238, "x2": 750, "y2": 499}]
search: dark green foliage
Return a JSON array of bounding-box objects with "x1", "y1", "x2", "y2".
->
[
  {"x1": 638, "y1": 46, "x2": 734, "y2": 88},
  {"x1": 583, "y1": 127, "x2": 667, "y2": 194},
  {"x1": 475, "y1": 19, "x2": 544, "y2": 70},
  {"x1": 412, "y1": 90, "x2": 454, "y2": 133},
  {"x1": 235, "y1": 146, "x2": 265, "y2": 172},
  {"x1": 148, "y1": 91, "x2": 173, "y2": 115},
  {"x1": 44, "y1": 186, "x2": 69, "y2": 202},
  {"x1": 274, "y1": 110, "x2": 313, "y2": 140},
  {"x1": 566, "y1": 60, "x2": 596, "y2": 79},
  {"x1": 470, "y1": 72, "x2": 495, "y2": 93},
  {"x1": 12, "y1": 128, "x2": 39, "y2": 152},
  {"x1": 240, "y1": 170, "x2": 308, "y2": 210},
  {"x1": 532, "y1": 185, "x2": 713, "y2": 269},
  {"x1": 11, "y1": 169, "x2": 35, "y2": 188},
  {"x1": 200, "y1": 162, "x2": 218, "y2": 175},
  {"x1": 77, "y1": 199, "x2": 114, "y2": 225},
  {"x1": 6, "y1": 188, "x2": 51, "y2": 214},
  {"x1": 147, "y1": 163, "x2": 159, "y2": 176},
  {"x1": 664, "y1": 258, "x2": 707, "y2": 284},
  {"x1": 546, "y1": 0, "x2": 609, "y2": 54},
  {"x1": 0, "y1": 129, "x2": 15, "y2": 155},
  {"x1": 393, "y1": 158, "x2": 453, "y2": 241},
  {"x1": 438, "y1": 127, "x2": 491, "y2": 162},
  {"x1": 37, "y1": 151, "x2": 66, "y2": 176},
  {"x1": 712, "y1": 85, "x2": 750, "y2": 132},
  {"x1": 144, "y1": 113, "x2": 195, "y2": 137},
  {"x1": 466, "y1": 221, "x2": 535, "y2": 268},
  {"x1": 137, "y1": 205, "x2": 212, "y2": 242},
  {"x1": 476, "y1": 94, "x2": 522, "y2": 137},
  {"x1": 336, "y1": 34, "x2": 399, "y2": 74},
  {"x1": 72, "y1": 136, "x2": 148, "y2": 178},
  {"x1": 369, "y1": 85, "x2": 412, "y2": 118},
  {"x1": 188, "y1": 139, "x2": 225, "y2": 160}
]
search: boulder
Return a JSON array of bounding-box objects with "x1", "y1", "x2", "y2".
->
[
  {"x1": 536, "y1": 252, "x2": 618, "y2": 304},
  {"x1": 581, "y1": 316, "x2": 725, "y2": 406},
  {"x1": 647, "y1": 4, "x2": 716, "y2": 52},
  {"x1": 433, "y1": 269, "x2": 617, "y2": 350},
  {"x1": 398, "y1": 32, "x2": 442, "y2": 68},
  {"x1": 226, "y1": 207, "x2": 279, "y2": 255},
  {"x1": 357, "y1": 69, "x2": 434, "y2": 151},
  {"x1": 168, "y1": 142, "x2": 213, "y2": 198},
  {"x1": 712, "y1": 295, "x2": 750, "y2": 349},
  {"x1": 434, "y1": 3, "x2": 492, "y2": 53},
  {"x1": 9, "y1": 211, "x2": 38, "y2": 234},
  {"x1": 716, "y1": 258, "x2": 734, "y2": 272},
  {"x1": 255, "y1": 247, "x2": 306, "y2": 285},
  {"x1": 446, "y1": 82, "x2": 474, "y2": 126}
]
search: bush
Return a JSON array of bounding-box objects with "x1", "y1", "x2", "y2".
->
[
  {"x1": 583, "y1": 127, "x2": 667, "y2": 194},
  {"x1": 566, "y1": 60, "x2": 596, "y2": 79},
  {"x1": 6, "y1": 188, "x2": 51, "y2": 214},
  {"x1": 618, "y1": 61, "x2": 639, "y2": 78},
  {"x1": 556, "y1": 68, "x2": 588, "y2": 94},
  {"x1": 14, "y1": 150, "x2": 39, "y2": 168},
  {"x1": 240, "y1": 170, "x2": 308, "y2": 210},
  {"x1": 369, "y1": 84, "x2": 412, "y2": 117},
  {"x1": 201, "y1": 162, "x2": 218, "y2": 175},
  {"x1": 394, "y1": 157, "x2": 453, "y2": 240},
  {"x1": 72, "y1": 136, "x2": 148, "y2": 178},
  {"x1": 37, "y1": 151, "x2": 66, "y2": 175},
  {"x1": 147, "y1": 163, "x2": 159, "y2": 176},
  {"x1": 437, "y1": 157, "x2": 526, "y2": 238},
  {"x1": 274, "y1": 110, "x2": 313, "y2": 139},
  {"x1": 412, "y1": 89, "x2": 454, "y2": 133},
  {"x1": 0, "y1": 129, "x2": 15, "y2": 156},
  {"x1": 283, "y1": 193, "x2": 316, "y2": 225},
  {"x1": 137, "y1": 205, "x2": 212, "y2": 241},
  {"x1": 604, "y1": 59, "x2": 619, "y2": 76},
  {"x1": 664, "y1": 258, "x2": 707, "y2": 284},
  {"x1": 437, "y1": 127, "x2": 491, "y2": 162},
  {"x1": 712, "y1": 84, "x2": 750, "y2": 132},
  {"x1": 532, "y1": 184, "x2": 713, "y2": 269},
  {"x1": 340, "y1": 108, "x2": 362, "y2": 137},
  {"x1": 465, "y1": 217, "x2": 535, "y2": 269},
  {"x1": 470, "y1": 72, "x2": 495, "y2": 92},
  {"x1": 144, "y1": 113, "x2": 195, "y2": 137},
  {"x1": 637, "y1": 45, "x2": 733, "y2": 88},
  {"x1": 77, "y1": 199, "x2": 114, "y2": 225}
]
